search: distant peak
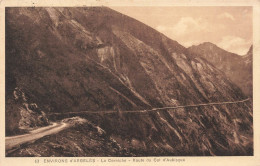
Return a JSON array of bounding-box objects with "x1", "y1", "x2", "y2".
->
[
  {"x1": 248, "y1": 45, "x2": 253, "y2": 53},
  {"x1": 188, "y1": 43, "x2": 221, "y2": 54},
  {"x1": 189, "y1": 42, "x2": 217, "y2": 49},
  {"x1": 243, "y1": 45, "x2": 253, "y2": 58},
  {"x1": 198, "y1": 42, "x2": 218, "y2": 48}
]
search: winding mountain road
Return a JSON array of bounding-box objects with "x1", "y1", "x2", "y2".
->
[
  {"x1": 6, "y1": 122, "x2": 69, "y2": 151},
  {"x1": 50, "y1": 98, "x2": 250, "y2": 115},
  {"x1": 5, "y1": 98, "x2": 250, "y2": 152}
]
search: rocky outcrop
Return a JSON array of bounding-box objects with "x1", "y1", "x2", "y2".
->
[{"x1": 6, "y1": 87, "x2": 49, "y2": 136}]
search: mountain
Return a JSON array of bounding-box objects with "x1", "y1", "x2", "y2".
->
[
  {"x1": 188, "y1": 42, "x2": 253, "y2": 97},
  {"x1": 242, "y1": 45, "x2": 253, "y2": 95},
  {"x1": 5, "y1": 7, "x2": 253, "y2": 156}
]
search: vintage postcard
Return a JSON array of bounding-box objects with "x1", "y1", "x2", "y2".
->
[{"x1": 0, "y1": 0, "x2": 260, "y2": 166}]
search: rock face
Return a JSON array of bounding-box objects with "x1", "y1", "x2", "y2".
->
[
  {"x1": 188, "y1": 42, "x2": 253, "y2": 97},
  {"x1": 242, "y1": 46, "x2": 253, "y2": 96},
  {"x1": 6, "y1": 87, "x2": 49, "y2": 136},
  {"x1": 6, "y1": 7, "x2": 253, "y2": 156}
]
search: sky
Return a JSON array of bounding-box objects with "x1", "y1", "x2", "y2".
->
[{"x1": 111, "y1": 6, "x2": 252, "y2": 55}]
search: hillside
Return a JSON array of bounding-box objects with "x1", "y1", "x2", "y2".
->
[
  {"x1": 188, "y1": 42, "x2": 253, "y2": 96},
  {"x1": 6, "y1": 7, "x2": 253, "y2": 156}
]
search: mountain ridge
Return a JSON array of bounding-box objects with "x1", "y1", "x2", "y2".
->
[
  {"x1": 188, "y1": 42, "x2": 252, "y2": 97},
  {"x1": 6, "y1": 7, "x2": 253, "y2": 156}
]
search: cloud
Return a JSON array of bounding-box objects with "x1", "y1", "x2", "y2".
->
[
  {"x1": 182, "y1": 40, "x2": 202, "y2": 47},
  {"x1": 155, "y1": 17, "x2": 211, "y2": 48},
  {"x1": 156, "y1": 17, "x2": 209, "y2": 36},
  {"x1": 218, "y1": 12, "x2": 235, "y2": 21},
  {"x1": 156, "y1": 25, "x2": 167, "y2": 31},
  {"x1": 217, "y1": 36, "x2": 251, "y2": 55},
  {"x1": 173, "y1": 17, "x2": 209, "y2": 36}
]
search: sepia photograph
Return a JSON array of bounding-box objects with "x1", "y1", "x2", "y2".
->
[{"x1": 1, "y1": 1, "x2": 259, "y2": 165}]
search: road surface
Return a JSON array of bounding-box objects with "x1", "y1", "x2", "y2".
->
[
  {"x1": 6, "y1": 122, "x2": 68, "y2": 151},
  {"x1": 50, "y1": 98, "x2": 250, "y2": 115}
]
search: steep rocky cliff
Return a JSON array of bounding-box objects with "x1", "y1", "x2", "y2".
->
[
  {"x1": 6, "y1": 7, "x2": 253, "y2": 156},
  {"x1": 6, "y1": 87, "x2": 49, "y2": 136},
  {"x1": 188, "y1": 42, "x2": 253, "y2": 97}
]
